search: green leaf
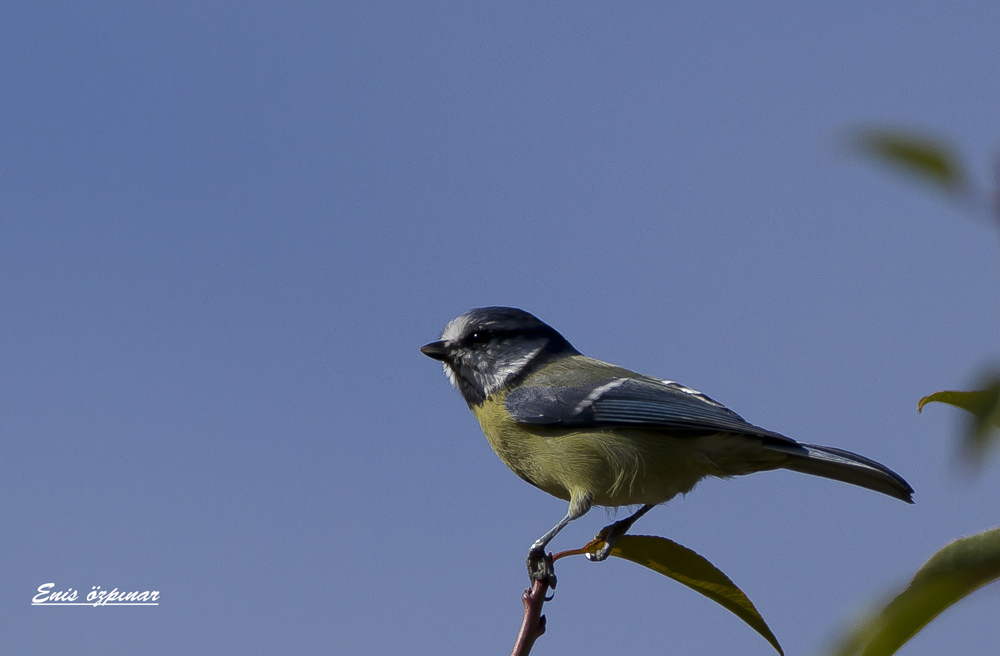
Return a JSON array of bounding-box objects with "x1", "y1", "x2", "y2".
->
[
  {"x1": 854, "y1": 129, "x2": 966, "y2": 192},
  {"x1": 918, "y1": 377, "x2": 1000, "y2": 461},
  {"x1": 830, "y1": 526, "x2": 1000, "y2": 656},
  {"x1": 593, "y1": 534, "x2": 783, "y2": 655}
]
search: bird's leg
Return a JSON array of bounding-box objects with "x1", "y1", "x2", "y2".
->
[
  {"x1": 526, "y1": 494, "x2": 592, "y2": 587},
  {"x1": 587, "y1": 503, "x2": 655, "y2": 562}
]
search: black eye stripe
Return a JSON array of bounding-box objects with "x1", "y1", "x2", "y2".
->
[
  {"x1": 467, "y1": 331, "x2": 493, "y2": 344},
  {"x1": 464, "y1": 327, "x2": 551, "y2": 346}
]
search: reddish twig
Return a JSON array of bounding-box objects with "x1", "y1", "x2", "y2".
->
[
  {"x1": 509, "y1": 544, "x2": 602, "y2": 656},
  {"x1": 510, "y1": 577, "x2": 549, "y2": 656}
]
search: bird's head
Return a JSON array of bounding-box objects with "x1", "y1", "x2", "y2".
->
[{"x1": 421, "y1": 306, "x2": 578, "y2": 405}]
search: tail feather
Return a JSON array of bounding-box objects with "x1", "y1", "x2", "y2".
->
[{"x1": 779, "y1": 443, "x2": 914, "y2": 503}]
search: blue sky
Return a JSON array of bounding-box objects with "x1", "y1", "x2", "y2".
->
[{"x1": 3, "y1": 1, "x2": 1000, "y2": 654}]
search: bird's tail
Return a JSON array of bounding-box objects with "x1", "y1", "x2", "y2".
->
[{"x1": 779, "y1": 443, "x2": 914, "y2": 503}]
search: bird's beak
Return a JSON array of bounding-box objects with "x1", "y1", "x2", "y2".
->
[{"x1": 420, "y1": 340, "x2": 450, "y2": 361}]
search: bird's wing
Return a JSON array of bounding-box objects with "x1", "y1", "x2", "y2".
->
[
  {"x1": 506, "y1": 376, "x2": 915, "y2": 503},
  {"x1": 505, "y1": 376, "x2": 794, "y2": 443}
]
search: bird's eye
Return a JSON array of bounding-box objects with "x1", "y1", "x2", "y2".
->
[{"x1": 468, "y1": 331, "x2": 490, "y2": 344}]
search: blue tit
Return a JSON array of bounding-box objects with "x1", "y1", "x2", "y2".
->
[{"x1": 421, "y1": 307, "x2": 912, "y2": 584}]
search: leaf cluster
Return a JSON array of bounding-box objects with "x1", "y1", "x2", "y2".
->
[
  {"x1": 827, "y1": 129, "x2": 1000, "y2": 656},
  {"x1": 512, "y1": 128, "x2": 1000, "y2": 656}
]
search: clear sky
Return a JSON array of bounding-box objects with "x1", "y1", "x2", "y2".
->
[{"x1": 3, "y1": 2, "x2": 1000, "y2": 654}]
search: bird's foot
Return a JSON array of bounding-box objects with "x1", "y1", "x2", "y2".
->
[
  {"x1": 586, "y1": 518, "x2": 630, "y2": 562},
  {"x1": 586, "y1": 535, "x2": 615, "y2": 562},
  {"x1": 526, "y1": 547, "x2": 557, "y2": 588}
]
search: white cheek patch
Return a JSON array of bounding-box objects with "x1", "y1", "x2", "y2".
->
[{"x1": 483, "y1": 345, "x2": 543, "y2": 396}]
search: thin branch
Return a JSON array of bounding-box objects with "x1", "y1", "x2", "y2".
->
[
  {"x1": 510, "y1": 577, "x2": 548, "y2": 656},
  {"x1": 510, "y1": 545, "x2": 601, "y2": 656}
]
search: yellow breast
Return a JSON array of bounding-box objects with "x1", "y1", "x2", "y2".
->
[{"x1": 469, "y1": 393, "x2": 708, "y2": 507}]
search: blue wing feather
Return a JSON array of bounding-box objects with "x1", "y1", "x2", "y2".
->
[
  {"x1": 504, "y1": 375, "x2": 914, "y2": 502},
  {"x1": 506, "y1": 377, "x2": 795, "y2": 444}
]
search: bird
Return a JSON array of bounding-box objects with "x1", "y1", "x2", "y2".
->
[{"x1": 420, "y1": 306, "x2": 913, "y2": 585}]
